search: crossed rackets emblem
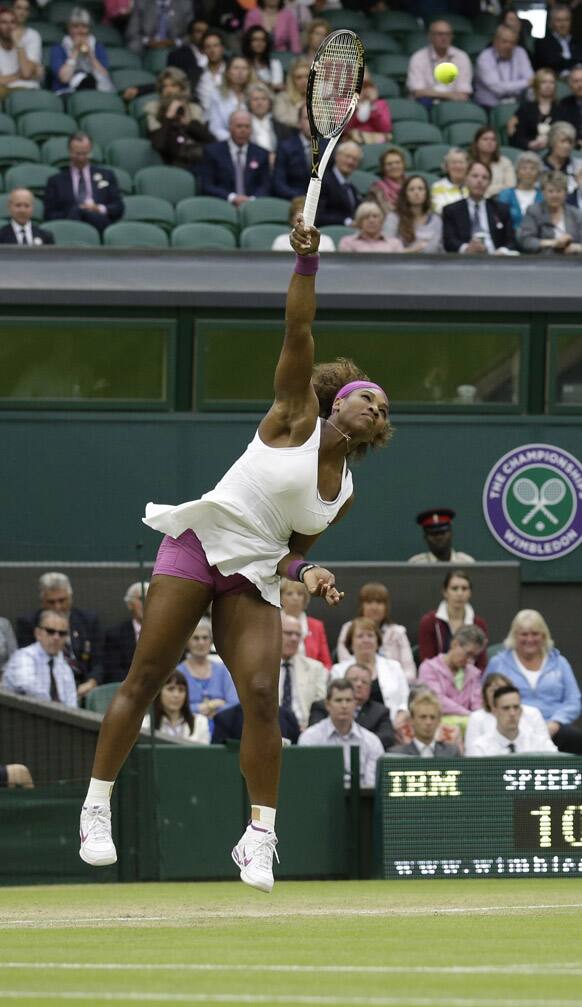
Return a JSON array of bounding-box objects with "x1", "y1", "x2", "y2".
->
[{"x1": 512, "y1": 477, "x2": 566, "y2": 526}]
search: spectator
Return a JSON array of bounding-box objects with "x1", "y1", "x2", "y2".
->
[
  {"x1": 142, "y1": 669, "x2": 210, "y2": 743},
  {"x1": 409, "y1": 507, "x2": 475, "y2": 564},
  {"x1": 418, "y1": 569, "x2": 489, "y2": 672},
  {"x1": 0, "y1": 4, "x2": 40, "y2": 96},
  {"x1": 213, "y1": 701, "x2": 300, "y2": 744},
  {"x1": 196, "y1": 31, "x2": 227, "y2": 118},
  {"x1": 343, "y1": 70, "x2": 392, "y2": 145},
  {"x1": 199, "y1": 108, "x2": 270, "y2": 204},
  {"x1": 279, "y1": 612, "x2": 327, "y2": 730},
  {"x1": 16, "y1": 570, "x2": 103, "y2": 697},
  {"x1": 498, "y1": 8, "x2": 530, "y2": 50},
  {"x1": 384, "y1": 174, "x2": 443, "y2": 253},
  {"x1": 11, "y1": 0, "x2": 42, "y2": 86},
  {"x1": 0, "y1": 763, "x2": 34, "y2": 788},
  {"x1": 339, "y1": 201, "x2": 403, "y2": 253},
  {"x1": 247, "y1": 82, "x2": 293, "y2": 164},
  {"x1": 316, "y1": 140, "x2": 362, "y2": 227},
  {"x1": 309, "y1": 663, "x2": 396, "y2": 751},
  {"x1": 150, "y1": 92, "x2": 214, "y2": 172},
  {"x1": 331, "y1": 617, "x2": 409, "y2": 730},
  {"x1": 303, "y1": 18, "x2": 330, "y2": 65},
  {"x1": 241, "y1": 26, "x2": 284, "y2": 92},
  {"x1": 298, "y1": 678, "x2": 384, "y2": 788},
  {"x1": 534, "y1": 5, "x2": 582, "y2": 76},
  {"x1": 431, "y1": 147, "x2": 469, "y2": 214},
  {"x1": 0, "y1": 188, "x2": 54, "y2": 246},
  {"x1": 103, "y1": 581, "x2": 149, "y2": 684},
  {"x1": 465, "y1": 671, "x2": 555, "y2": 755},
  {"x1": 51, "y1": 7, "x2": 113, "y2": 94},
  {"x1": 272, "y1": 104, "x2": 311, "y2": 199},
  {"x1": 271, "y1": 195, "x2": 336, "y2": 251},
  {"x1": 141, "y1": 66, "x2": 201, "y2": 133},
  {"x1": 567, "y1": 160, "x2": 582, "y2": 209},
  {"x1": 167, "y1": 18, "x2": 209, "y2": 95},
  {"x1": 336, "y1": 582, "x2": 416, "y2": 683},
  {"x1": 389, "y1": 689, "x2": 461, "y2": 757},
  {"x1": 104, "y1": 0, "x2": 133, "y2": 34},
  {"x1": 367, "y1": 147, "x2": 407, "y2": 216},
  {"x1": 418, "y1": 625, "x2": 485, "y2": 719},
  {"x1": 555, "y1": 65, "x2": 582, "y2": 146},
  {"x1": 3, "y1": 610, "x2": 78, "y2": 708},
  {"x1": 474, "y1": 25, "x2": 533, "y2": 111},
  {"x1": 208, "y1": 55, "x2": 253, "y2": 142},
  {"x1": 44, "y1": 132, "x2": 124, "y2": 236},
  {"x1": 177, "y1": 617, "x2": 238, "y2": 720},
  {"x1": 518, "y1": 169, "x2": 582, "y2": 253},
  {"x1": 442, "y1": 160, "x2": 516, "y2": 255},
  {"x1": 468, "y1": 126, "x2": 516, "y2": 197},
  {"x1": 406, "y1": 18, "x2": 472, "y2": 107},
  {"x1": 541, "y1": 120, "x2": 579, "y2": 191},
  {"x1": 0, "y1": 616, "x2": 16, "y2": 673},
  {"x1": 497, "y1": 151, "x2": 544, "y2": 228},
  {"x1": 470, "y1": 684, "x2": 558, "y2": 756},
  {"x1": 279, "y1": 577, "x2": 332, "y2": 668},
  {"x1": 509, "y1": 68, "x2": 558, "y2": 151},
  {"x1": 126, "y1": 0, "x2": 192, "y2": 55},
  {"x1": 273, "y1": 57, "x2": 309, "y2": 128},
  {"x1": 243, "y1": 0, "x2": 301, "y2": 56}
]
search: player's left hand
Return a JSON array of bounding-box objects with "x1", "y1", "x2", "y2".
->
[
  {"x1": 290, "y1": 213, "x2": 320, "y2": 256},
  {"x1": 302, "y1": 565, "x2": 344, "y2": 606}
]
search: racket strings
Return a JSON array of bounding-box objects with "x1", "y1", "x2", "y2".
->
[{"x1": 311, "y1": 34, "x2": 361, "y2": 137}]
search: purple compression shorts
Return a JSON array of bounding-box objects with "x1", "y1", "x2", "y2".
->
[{"x1": 152, "y1": 529, "x2": 254, "y2": 599}]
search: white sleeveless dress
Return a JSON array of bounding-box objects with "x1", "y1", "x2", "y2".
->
[{"x1": 143, "y1": 419, "x2": 354, "y2": 607}]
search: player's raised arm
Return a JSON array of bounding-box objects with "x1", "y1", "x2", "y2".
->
[{"x1": 275, "y1": 216, "x2": 321, "y2": 403}]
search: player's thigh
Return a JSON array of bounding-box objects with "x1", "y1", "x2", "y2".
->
[
  {"x1": 212, "y1": 589, "x2": 282, "y2": 704},
  {"x1": 127, "y1": 574, "x2": 212, "y2": 682}
]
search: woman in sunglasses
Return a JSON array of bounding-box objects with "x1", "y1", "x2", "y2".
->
[{"x1": 2, "y1": 610, "x2": 78, "y2": 708}]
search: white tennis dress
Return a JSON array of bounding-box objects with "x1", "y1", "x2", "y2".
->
[{"x1": 143, "y1": 419, "x2": 353, "y2": 607}]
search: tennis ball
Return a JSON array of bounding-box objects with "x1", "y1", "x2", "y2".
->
[{"x1": 434, "y1": 62, "x2": 458, "y2": 85}]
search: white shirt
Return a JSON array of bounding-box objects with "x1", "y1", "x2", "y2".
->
[
  {"x1": 515, "y1": 188, "x2": 538, "y2": 216},
  {"x1": 0, "y1": 35, "x2": 40, "y2": 89},
  {"x1": 271, "y1": 232, "x2": 336, "y2": 252},
  {"x1": 2, "y1": 642, "x2": 78, "y2": 708},
  {"x1": 471, "y1": 723, "x2": 558, "y2": 756},
  {"x1": 408, "y1": 548, "x2": 475, "y2": 564},
  {"x1": 413, "y1": 738, "x2": 436, "y2": 757},
  {"x1": 465, "y1": 704, "x2": 551, "y2": 755},
  {"x1": 515, "y1": 655, "x2": 545, "y2": 690},
  {"x1": 11, "y1": 220, "x2": 33, "y2": 245},
  {"x1": 142, "y1": 712, "x2": 210, "y2": 743},
  {"x1": 250, "y1": 115, "x2": 276, "y2": 153},
  {"x1": 197, "y1": 62, "x2": 225, "y2": 116},
  {"x1": 298, "y1": 716, "x2": 384, "y2": 787},
  {"x1": 464, "y1": 198, "x2": 495, "y2": 254}
]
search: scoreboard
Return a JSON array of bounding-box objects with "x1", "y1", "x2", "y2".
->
[{"x1": 376, "y1": 757, "x2": 582, "y2": 879}]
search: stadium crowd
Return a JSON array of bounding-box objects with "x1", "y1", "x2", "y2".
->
[{"x1": 1, "y1": 1, "x2": 582, "y2": 251}]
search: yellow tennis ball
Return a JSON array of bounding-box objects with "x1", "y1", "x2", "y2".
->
[{"x1": 434, "y1": 62, "x2": 458, "y2": 85}]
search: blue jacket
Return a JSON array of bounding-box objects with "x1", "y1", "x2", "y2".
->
[
  {"x1": 198, "y1": 141, "x2": 271, "y2": 201},
  {"x1": 50, "y1": 41, "x2": 110, "y2": 92},
  {"x1": 488, "y1": 647, "x2": 581, "y2": 725},
  {"x1": 496, "y1": 187, "x2": 544, "y2": 228},
  {"x1": 272, "y1": 133, "x2": 310, "y2": 200}
]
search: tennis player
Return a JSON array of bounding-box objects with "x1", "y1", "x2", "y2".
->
[{"x1": 80, "y1": 217, "x2": 391, "y2": 893}]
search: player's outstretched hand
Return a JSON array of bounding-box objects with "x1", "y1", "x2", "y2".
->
[
  {"x1": 290, "y1": 213, "x2": 321, "y2": 256},
  {"x1": 303, "y1": 566, "x2": 344, "y2": 606}
]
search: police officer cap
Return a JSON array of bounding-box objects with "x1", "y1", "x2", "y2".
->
[{"x1": 416, "y1": 508, "x2": 456, "y2": 531}]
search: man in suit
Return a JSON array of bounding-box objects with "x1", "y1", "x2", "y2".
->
[
  {"x1": 534, "y1": 6, "x2": 582, "y2": 76},
  {"x1": 43, "y1": 132, "x2": 124, "y2": 235},
  {"x1": 316, "y1": 140, "x2": 362, "y2": 227},
  {"x1": 309, "y1": 663, "x2": 395, "y2": 751},
  {"x1": 556, "y1": 65, "x2": 582, "y2": 145},
  {"x1": 103, "y1": 581, "x2": 149, "y2": 684},
  {"x1": 279, "y1": 613, "x2": 327, "y2": 731},
  {"x1": 443, "y1": 160, "x2": 516, "y2": 254},
  {"x1": 198, "y1": 109, "x2": 271, "y2": 204},
  {"x1": 272, "y1": 104, "x2": 311, "y2": 200},
  {"x1": 389, "y1": 689, "x2": 461, "y2": 758},
  {"x1": 167, "y1": 18, "x2": 208, "y2": 95},
  {"x1": 212, "y1": 704, "x2": 300, "y2": 745},
  {"x1": 0, "y1": 188, "x2": 54, "y2": 246},
  {"x1": 126, "y1": 0, "x2": 192, "y2": 54}
]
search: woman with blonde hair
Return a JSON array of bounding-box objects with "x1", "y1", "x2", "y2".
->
[
  {"x1": 336, "y1": 582, "x2": 416, "y2": 682},
  {"x1": 304, "y1": 18, "x2": 330, "y2": 64},
  {"x1": 542, "y1": 120, "x2": 578, "y2": 193},
  {"x1": 338, "y1": 201, "x2": 403, "y2": 253},
  {"x1": 488, "y1": 609, "x2": 582, "y2": 753},
  {"x1": 273, "y1": 57, "x2": 309, "y2": 128},
  {"x1": 509, "y1": 68, "x2": 558, "y2": 151}
]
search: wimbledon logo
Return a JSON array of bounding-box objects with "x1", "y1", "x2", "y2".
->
[{"x1": 483, "y1": 443, "x2": 582, "y2": 561}]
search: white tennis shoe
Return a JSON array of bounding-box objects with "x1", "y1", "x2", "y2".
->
[
  {"x1": 231, "y1": 823, "x2": 279, "y2": 893},
  {"x1": 79, "y1": 804, "x2": 117, "y2": 866}
]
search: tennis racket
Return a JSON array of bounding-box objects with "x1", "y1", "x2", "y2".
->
[{"x1": 303, "y1": 29, "x2": 365, "y2": 228}]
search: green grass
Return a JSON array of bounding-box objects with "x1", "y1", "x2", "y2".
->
[{"x1": 1, "y1": 880, "x2": 582, "y2": 1006}]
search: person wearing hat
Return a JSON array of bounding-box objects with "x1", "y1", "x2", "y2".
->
[{"x1": 408, "y1": 508, "x2": 475, "y2": 564}]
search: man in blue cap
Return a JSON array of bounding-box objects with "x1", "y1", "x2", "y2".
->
[{"x1": 408, "y1": 508, "x2": 475, "y2": 564}]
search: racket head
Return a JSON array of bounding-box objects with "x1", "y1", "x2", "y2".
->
[
  {"x1": 306, "y1": 29, "x2": 365, "y2": 142},
  {"x1": 513, "y1": 478, "x2": 538, "y2": 505},
  {"x1": 541, "y1": 479, "x2": 566, "y2": 504}
]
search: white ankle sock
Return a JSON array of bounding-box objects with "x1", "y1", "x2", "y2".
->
[
  {"x1": 251, "y1": 805, "x2": 276, "y2": 831},
  {"x1": 84, "y1": 777, "x2": 115, "y2": 806}
]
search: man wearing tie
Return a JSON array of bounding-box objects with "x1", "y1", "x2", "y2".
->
[
  {"x1": 316, "y1": 140, "x2": 363, "y2": 227},
  {"x1": 443, "y1": 160, "x2": 515, "y2": 254},
  {"x1": 199, "y1": 109, "x2": 270, "y2": 205},
  {"x1": 279, "y1": 613, "x2": 327, "y2": 731},
  {"x1": 2, "y1": 610, "x2": 78, "y2": 708},
  {"x1": 471, "y1": 685, "x2": 558, "y2": 756},
  {"x1": 388, "y1": 689, "x2": 461, "y2": 758},
  {"x1": 43, "y1": 132, "x2": 124, "y2": 235},
  {"x1": 0, "y1": 188, "x2": 54, "y2": 246},
  {"x1": 272, "y1": 104, "x2": 312, "y2": 200}
]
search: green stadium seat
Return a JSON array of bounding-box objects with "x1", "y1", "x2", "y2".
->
[
  {"x1": 111, "y1": 69, "x2": 157, "y2": 92},
  {"x1": 320, "y1": 225, "x2": 354, "y2": 246},
  {"x1": 122, "y1": 194, "x2": 175, "y2": 232},
  {"x1": 67, "y1": 91, "x2": 125, "y2": 118},
  {"x1": 350, "y1": 169, "x2": 375, "y2": 197},
  {"x1": 18, "y1": 111, "x2": 77, "y2": 142},
  {"x1": 0, "y1": 192, "x2": 43, "y2": 221},
  {"x1": 388, "y1": 98, "x2": 428, "y2": 123},
  {"x1": 5, "y1": 163, "x2": 55, "y2": 196},
  {"x1": 555, "y1": 79, "x2": 570, "y2": 102},
  {"x1": 0, "y1": 136, "x2": 40, "y2": 167},
  {"x1": 27, "y1": 19, "x2": 61, "y2": 43},
  {"x1": 5, "y1": 90, "x2": 63, "y2": 118},
  {"x1": 134, "y1": 166, "x2": 196, "y2": 204},
  {"x1": 441, "y1": 13, "x2": 472, "y2": 34},
  {"x1": 373, "y1": 11, "x2": 419, "y2": 35},
  {"x1": 443, "y1": 121, "x2": 480, "y2": 146},
  {"x1": 238, "y1": 197, "x2": 290, "y2": 228},
  {"x1": 473, "y1": 12, "x2": 498, "y2": 36},
  {"x1": 402, "y1": 32, "x2": 428, "y2": 56},
  {"x1": 239, "y1": 224, "x2": 285, "y2": 250},
  {"x1": 47, "y1": 1, "x2": 76, "y2": 24},
  {"x1": 271, "y1": 50, "x2": 295, "y2": 73},
  {"x1": 500, "y1": 146, "x2": 520, "y2": 165},
  {"x1": 414, "y1": 170, "x2": 439, "y2": 189},
  {"x1": 84, "y1": 682, "x2": 120, "y2": 714},
  {"x1": 462, "y1": 33, "x2": 488, "y2": 59},
  {"x1": 176, "y1": 196, "x2": 238, "y2": 233},
  {"x1": 414, "y1": 143, "x2": 451, "y2": 174},
  {"x1": 321, "y1": 9, "x2": 369, "y2": 31},
  {"x1": 373, "y1": 74, "x2": 400, "y2": 99},
  {"x1": 0, "y1": 176, "x2": 3, "y2": 192},
  {"x1": 41, "y1": 136, "x2": 103, "y2": 167},
  {"x1": 360, "y1": 142, "x2": 411, "y2": 172},
  {"x1": 0, "y1": 113, "x2": 15, "y2": 135},
  {"x1": 81, "y1": 113, "x2": 139, "y2": 147},
  {"x1": 359, "y1": 31, "x2": 401, "y2": 55},
  {"x1": 392, "y1": 121, "x2": 443, "y2": 149},
  {"x1": 104, "y1": 221, "x2": 169, "y2": 247},
  {"x1": 431, "y1": 101, "x2": 487, "y2": 129},
  {"x1": 44, "y1": 219, "x2": 102, "y2": 246},
  {"x1": 489, "y1": 102, "x2": 518, "y2": 144},
  {"x1": 143, "y1": 49, "x2": 170, "y2": 75},
  {"x1": 106, "y1": 138, "x2": 163, "y2": 175},
  {"x1": 93, "y1": 24, "x2": 123, "y2": 46},
  {"x1": 128, "y1": 94, "x2": 154, "y2": 124},
  {"x1": 171, "y1": 223, "x2": 237, "y2": 249},
  {"x1": 106, "y1": 47, "x2": 143, "y2": 71},
  {"x1": 110, "y1": 166, "x2": 133, "y2": 194},
  {"x1": 369, "y1": 54, "x2": 410, "y2": 80}
]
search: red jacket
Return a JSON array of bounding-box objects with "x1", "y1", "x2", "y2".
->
[
  {"x1": 418, "y1": 610, "x2": 488, "y2": 672},
  {"x1": 303, "y1": 616, "x2": 332, "y2": 670}
]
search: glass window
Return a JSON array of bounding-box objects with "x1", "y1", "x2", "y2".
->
[{"x1": 549, "y1": 327, "x2": 582, "y2": 410}]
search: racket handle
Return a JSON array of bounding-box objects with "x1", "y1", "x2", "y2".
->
[{"x1": 303, "y1": 178, "x2": 321, "y2": 229}]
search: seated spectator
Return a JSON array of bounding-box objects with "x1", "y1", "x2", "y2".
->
[
  {"x1": 272, "y1": 196, "x2": 336, "y2": 251},
  {"x1": 196, "y1": 31, "x2": 227, "y2": 118},
  {"x1": 243, "y1": 0, "x2": 301, "y2": 56},
  {"x1": 141, "y1": 66, "x2": 201, "y2": 133},
  {"x1": 51, "y1": 7, "x2": 113, "y2": 94},
  {"x1": 418, "y1": 625, "x2": 485, "y2": 720},
  {"x1": 343, "y1": 70, "x2": 392, "y2": 145},
  {"x1": 431, "y1": 148, "x2": 469, "y2": 215},
  {"x1": 498, "y1": 8, "x2": 530, "y2": 50},
  {"x1": 16, "y1": 570, "x2": 103, "y2": 697},
  {"x1": 150, "y1": 92, "x2": 214, "y2": 172},
  {"x1": 474, "y1": 25, "x2": 533, "y2": 111},
  {"x1": 298, "y1": 678, "x2": 384, "y2": 788},
  {"x1": 0, "y1": 616, "x2": 16, "y2": 670},
  {"x1": 3, "y1": 609, "x2": 78, "y2": 708},
  {"x1": 541, "y1": 120, "x2": 578, "y2": 192},
  {"x1": 177, "y1": 618, "x2": 238, "y2": 720},
  {"x1": 279, "y1": 612, "x2": 327, "y2": 730},
  {"x1": 208, "y1": 56, "x2": 253, "y2": 142},
  {"x1": 509, "y1": 69, "x2": 558, "y2": 151},
  {"x1": 0, "y1": 762, "x2": 34, "y2": 788},
  {"x1": 555, "y1": 65, "x2": 582, "y2": 146},
  {"x1": 199, "y1": 109, "x2": 270, "y2": 205},
  {"x1": 103, "y1": 581, "x2": 149, "y2": 684},
  {"x1": 567, "y1": 161, "x2": 582, "y2": 210},
  {"x1": 406, "y1": 18, "x2": 472, "y2": 107},
  {"x1": 418, "y1": 569, "x2": 488, "y2": 672},
  {"x1": 518, "y1": 169, "x2": 582, "y2": 253},
  {"x1": 497, "y1": 151, "x2": 544, "y2": 228},
  {"x1": 367, "y1": 147, "x2": 407, "y2": 216},
  {"x1": 336, "y1": 582, "x2": 416, "y2": 683},
  {"x1": 331, "y1": 617, "x2": 409, "y2": 730},
  {"x1": 142, "y1": 670, "x2": 210, "y2": 743},
  {"x1": 465, "y1": 671, "x2": 555, "y2": 755},
  {"x1": 310, "y1": 662, "x2": 396, "y2": 751},
  {"x1": 11, "y1": 0, "x2": 42, "y2": 87},
  {"x1": 241, "y1": 26, "x2": 284, "y2": 92},
  {"x1": 533, "y1": 5, "x2": 582, "y2": 76},
  {"x1": 384, "y1": 175, "x2": 443, "y2": 253},
  {"x1": 303, "y1": 18, "x2": 330, "y2": 65},
  {"x1": 442, "y1": 160, "x2": 516, "y2": 255},
  {"x1": 488, "y1": 609, "x2": 582, "y2": 754},
  {"x1": 468, "y1": 126, "x2": 516, "y2": 198},
  {"x1": 167, "y1": 18, "x2": 209, "y2": 96},
  {"x1": 44, "y1": 132, "x2": 124, "y2": 236},
  {"x1": 0, "y1": 4, "x2": 40, "y2": 95},
  {"x1": 389, "y1": 688, "x2": 461, "y2": 757},
  {"x1": 0, "y1": 188, "x2": 54, "y2": 246},
  {"x1": 316, "y1": 141, "x2": 362, "y2": 227},
  {"x1": 339, "y1": 201, "x2": 403, "y2": 253},
  {"x1": 409, "y1": 507, "x2": 475, "y2": 565},
  {"x1": 280, "y1": 577, "x2": 332, "y2": 667},
  {"x1": 272, "y1": 104, "x2": 311, "y2": 200},
  {"x1": 273, "y1": 57, "x2": 309, "y2": 129},
  {"x1": 470, "y1": 684, "x2": 558, "y2": 756},
  {"x1": 213, "y1": 701, "x2": 300, "y2": 744},
  {"x1": 248, "y1": 82, "x2": 293, "y2": 165},
  {"x1": 126, "y1": 0, "x2": 192, "y2": 55}
]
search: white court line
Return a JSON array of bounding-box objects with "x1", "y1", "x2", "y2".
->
[
  {"x1": 1, "y1": 963, "x2": 582, "y2": 977},
  {"x1": 0, "y1": 994, "x2": 582, "y2": 1007}
]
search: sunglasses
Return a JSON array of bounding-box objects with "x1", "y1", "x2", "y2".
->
[{"x1": 40, "y1": 627, "x2": 68, "y2": 637}]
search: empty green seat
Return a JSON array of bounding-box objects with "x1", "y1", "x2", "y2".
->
[
  {"x1": 373, "y1": 11, "x2": 419, "y2": 34},
  {"x1": 238, "y1": 197, "x2": 290, "y2": 228},
  {"x1": 431, "y1": 101, "x2": 487, "y2": 129},
  {"x1": 106, "y1": 47, "x2": 143, "y2": 71},
  {"x1": 0, "y1": 136, "x2": 40, "y2": 167},
  {"x1": 369, "y1": 54, "x2": 410, "y2": 80},
  {"x1": 111, "y1": 69, "x2": 157, "y2": 92},
  {"x1": 18, "y1": 111, "x2": 77, "y2": 142},
  {"x1": 271, "y1": 50, "x2": 294, "y2": 73},
  {"x1": 47, "y1": 1, "x2": 77, "y2": 24},
  {"x1": 44, "y1": 219, "x2": 101, "y2": 246},
  {"x1": 93, "y1": 24, "x2": 123, "y2": 46},
  {"x1": 67, "y1": 91, "x2": 125, "y2": 118},
  {"x1": 81, "y1": 112, "x2": 139, "y2": 147},
  {"x1": 110, "y1": 166, "x2": 133, "y2": 194},
  {"x1": 27, "y1": 19, "x2": 61, "y2": 43},
  {"x1": 134, "y1": 166, "x2": 196, "y2": 204},
  {"x1": 239, "y1": 224, "x2": 285, "y2": 250},
  {"x1": 104, "y1": 221, "x2": 169, "y2": 247},
  {"x1": 392, "y1": 121, "x2": 443, "y2": 149},
  {"x1": 402, "y1": 32, "x2": 429, "y2": 56},
  {"x1": 5, "y1": 163, "x2": 55, "y2": 196},
  {"x1": 143, "y1": 49, "x2": 170, "y2": 75},
  {"x1": 319, "y1": 225, "x2": 354, "y2": 246},
  {"x1": 490, "y1": 102, "x2": 518, "y2": 144},
  {"x1": 360, "y1": 142, "x2": 411, "y2": 172},
  {"x1": 350, "y1": 169, "x2": 375, "y2": 197},
  {"x1": 122, "y1": 194, "x2": 175, "y2": 232},
  {"x1": 373, "y1": 74, "x2": 400, "y2": 99},
  {"x1": 171, "y1": 223, "x2": 237, "y2": 249},
  {"x1": 388, "y1": 98, "x2": 428, "y2": 123},
  {"x1": 176, "y1": 196, "x2": 238, "y2": 232},
  {"x1": 322, "y1": 9, "x2": 369, "y2": 30},
  {"x1": 442, "y1": 13, "x2": 472, "y2": 34},
  {"x1": 443, "y1": 122, "x2": 479, "y2": 146},
  {"x1": 0, "y1": 113, "x2": 15, "y2": 135},
  {"x1": 0, "y1": 192, "x2": 43, "y2": 221},
  {"x1": 42, "y1": 135, "x2": 103, "y2": 167},
  {"x1": 359, "y1": 31, "x2": 401, "y2": 55},
  {"x1": 463, "y1": 33, "x2": 488, "y2": 59},
  {"x1": 106, "y1": 138, "x2": 163, "y2": 175},
  {"x1": 414, "y1": 144, "x2": 451, "y2": 174},
  {"x1": 84, "y1": 682, "x2": 120, "y2": 714},
  {"x1": 500, "y1": 146, "x2": 520, "y2": 165},
  {"x1": 6, "y1": 90, "x2": 63, "y2": 118}
]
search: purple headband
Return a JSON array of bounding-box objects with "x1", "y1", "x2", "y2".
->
[{"x1": 335, "y1": 380, "x2": 388, "y2": 402}]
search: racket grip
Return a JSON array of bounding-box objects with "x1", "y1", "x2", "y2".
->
[{"x1": 303, "y1": 178, "x2": 321, "y2": 229}]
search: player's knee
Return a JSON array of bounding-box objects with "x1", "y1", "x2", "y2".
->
[
  {"x1": 123, "y1": 659, "x2": 169, "y2": 704},
  {"x1": 242, "y1": 672, "x2": 278, "y2": 721}
]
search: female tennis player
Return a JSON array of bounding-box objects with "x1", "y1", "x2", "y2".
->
[{"x1": 79, "y1": 218, "x2": 391, "y2": 893}]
